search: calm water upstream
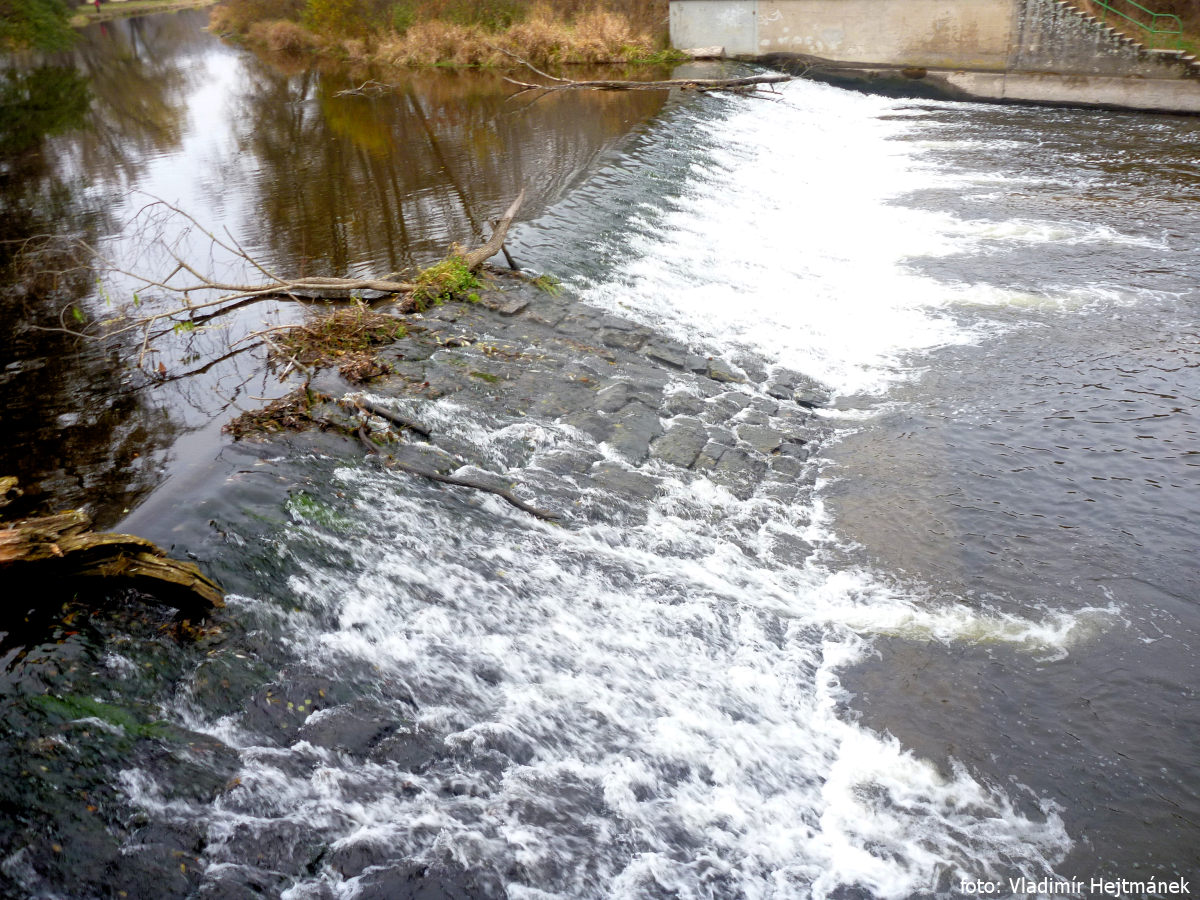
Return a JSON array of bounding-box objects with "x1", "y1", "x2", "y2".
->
[{"x1": 1, "y1": 10, "x2": 1198, "y2": 899}]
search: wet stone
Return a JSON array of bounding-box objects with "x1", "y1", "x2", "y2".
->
[
  {"x1": 693, "y1": 441, "x2": 727, "y2": 472},
  {"x1": 736, "y1": 424, "x2": 785, "y2": 455},
  {"x1": 771, "y1": 406, "x2": 811, "y2": 428},
  {"x1": 734, "y1": 409, "x2": 769, "y2": 428},
  {"x1": 483, "y1": 295, "x2": 528, "y2": 316},
  {"x1": 769, "y1": 531, "x2": 815, "y2": 565},
  {"x1": 378, "y1": 359, "x2": 428, "y2": 382},
  {"x1": 760, "y1": 481, "x2": 805, "y2": 505},
  {"x1": 768, "y1": 454, "x2": 807, "y2": 479},
  {"x1": 711, "y1": 447, "x2": 767, "y2": 500},
  {"x1": 748, "y1": 396, "x2": 780, "y2": 416},
  {"x1": 308, "y1": 401, "x2": 358, "y2": 433},
  {"x1": 561, "y1": 410, "x2": 613, "y2": 444},
  {"x1": 239, "y1": 675, "x2": 356, "y2": 744},
  {"x1": 605, "y1": 403, "x2": 665, "y2": 463},
  {"x1": 328, "y1": 839, "x2": 394, "y2": 879},
  {"x1": 369, "y1": 727, "x2": 447, "y2": 772},
  {"x1": 194, "y1": 865, "x2": 292, "y2": 899},
  {"x1": 351, "y1": 863, "x2": 498, "y2": 900},
  {"x1": 379, "y1": 337, "x2": 435, "y2": 362},
  {"x1": 661, "y1": 391, "x2": 705, "y2": 418},
  {"x1": 599, "y1": 327, "x2": 648, "y2": 352},
  {"x1": 217, "y1": 820, "x2": 325, "y2": 876},
  {"x1": 778, "y1": 437, "x2": 811, "y2": 461},
  {"x1": 649, "y1": 417, "x2": 709, "y2": 469},
  {"x1": 388, "y1": 442, "x2": 463, "y2": 475},
  {"x1": 700, "y1": 392, "x2": 753, "y2": 425},
  {"x1": 421, "y1": 306, "x2": 463, "y2": 323},
  {"x1": 704, "y1": 425, "x2": 738, "y2": 449},
  {"x1": 531, "y1": 447, "x2": 605, "y2": 477},
  {"x1": 590, "y1": 461, "x2": 662, "y2": 501},
  {"x1": 524, "y1": 378, "x2": 599, "y2": 419},
  {"x1": 706, "y1": 359, "x2": 746, "y2": 384},
  {"x1": 297, "y1": 701, "x2": 410, "y2": 756},
  {"x1": 642, "y1": 338, "x2": 688, "y2": 370},
  {"x1": 595, "y1": 380, "x2": 658, "y2": 414}
]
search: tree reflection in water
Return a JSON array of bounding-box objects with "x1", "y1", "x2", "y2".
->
[{"x1": 1, "y1": 10, "x2": 670, "y2": 528}]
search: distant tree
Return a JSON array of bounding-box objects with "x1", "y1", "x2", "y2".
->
[
  {"x1": 0, "y1": 67, "x2": 91, "y2": 157},
  {"x1": 0, "y1": 0, "x2": 77, "y2": 52}
]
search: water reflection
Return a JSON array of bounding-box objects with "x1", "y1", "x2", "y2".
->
[
  {"x1": 233, "y1": 64, "x2": 669, "y2": 275},
  {"x1": 0, "y1": 10, "x2": 669, "y2": 528}
]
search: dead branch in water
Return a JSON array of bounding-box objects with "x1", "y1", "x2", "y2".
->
[
  {"x1": 355, "y1": 426, "x2": 559, "y2": 522},
  {"x1": 41, "y1": 190, "x2": 525, "y2": 371},
  {"x1": 0, "y1": 506, "x2": 223, "y2": 616},
  {"x1": 491, "y1": 46, "x2": 792, "y2": 97}
]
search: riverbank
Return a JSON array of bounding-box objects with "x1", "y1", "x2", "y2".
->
[
  {"x1": 70, "y1": 0, "x2": 217, "y2": 27},
  {"x1": 210, "y1": 0, "x2": 680, "y2": 69}
]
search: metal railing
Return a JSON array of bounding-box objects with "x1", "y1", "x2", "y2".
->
[{"x1": 1091, "y1": 0, "x2": 1184, "y2": 50}]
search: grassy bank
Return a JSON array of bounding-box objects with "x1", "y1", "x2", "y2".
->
[
  {"x1": 209, "y1": 0, "x2": 678, "y2": 68},
  {"x1": 71, "y1": 0, "x2": 217, "y2": 26}
]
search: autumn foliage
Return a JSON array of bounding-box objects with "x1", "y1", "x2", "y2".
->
[{"x1": 210, "y1": 0, "x2": 671, "y2": 66}]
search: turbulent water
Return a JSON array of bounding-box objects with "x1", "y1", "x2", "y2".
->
[{"x1": 2, "y1": 13, "x2": 1199, "y2": 899}]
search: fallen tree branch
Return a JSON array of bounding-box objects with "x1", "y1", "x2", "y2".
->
[
  {"x1": 491, "y1": 46, "x2": 792, "y2": 96},
  {"x1": 353, "y1": 398, "x2": 432, "y2": 439},
  {"x1": 356, "y1": 426, "x2": 558, "y2": 522},
  {"x1": 460, "y1": 189, "x2": 525, "y2": 271},
  {"x1": 64, "y1": 190, "x2": 525, "y2": 364},
  {"x1": 503, "y1": 72, "x2": 792, "y2": 93},
  {"x1": 0, "y1": 508, "x2": 224, "y2": 616}
]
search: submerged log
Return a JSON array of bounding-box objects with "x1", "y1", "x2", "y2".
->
[
  {"x1": 493, "y1": 47, "x2": 793, "y2": 97},
  {"x1": 0, "y1": 509, "x2": 223, "y2": 616}
]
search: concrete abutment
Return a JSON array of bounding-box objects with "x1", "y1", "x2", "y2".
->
[{"x1": 670, "y1": 0, "x2": 1200, "y2": 113}]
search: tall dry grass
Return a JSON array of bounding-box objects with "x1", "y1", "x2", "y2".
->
[
  {"x1": 378, "y1": 5, "x2": 659, "y2": 67},
  {"x1": 210, "y1": 0, "x2": 671, "y2": 66}
]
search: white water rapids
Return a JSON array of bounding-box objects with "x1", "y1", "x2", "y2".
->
[{"x1": 125, "y1": 79, "x2": 1162, "y2": 897}]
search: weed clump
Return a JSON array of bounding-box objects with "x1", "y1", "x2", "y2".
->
[
  {"x1": 271, "y1": 303, "x2": 407, "y2": 383},
  {"x1": 411, "y1": 257, "x2": 482, "y2": 309}
]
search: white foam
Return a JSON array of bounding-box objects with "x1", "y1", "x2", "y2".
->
[
  {"x1": 158, "y1": 439, "x2": 1082, "y2": 896},
  {"x1": 574, "y1": 83, "x2": 990, "y2": 399},
  {"x1": 143, "y1": 80, "x2": 1120, "y2": 896}
]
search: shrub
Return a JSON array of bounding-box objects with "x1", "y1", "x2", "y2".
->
[
  {"x1": 210, "y1": 0, "x2": 305, "y2": 33},
  {"x1": 303, "y1": 0, "x2": 368, "y2": 35},
  {"x1": 390, "y1": 0, "x2": 415, "y2": 32},
  {"x1": 247, "y1": 18, "x2": 319, "y2": 51}
]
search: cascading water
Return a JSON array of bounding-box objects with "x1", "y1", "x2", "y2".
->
[
  {"x1": 119, "y1": 81, "x2": 1172, "y2": 897},
  {"x1": 4, "y1": 19, "x2": 1198, "y2": 897}
]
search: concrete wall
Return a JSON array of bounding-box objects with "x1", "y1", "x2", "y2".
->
[
  {"x1": 671, "y1": 1, "x2": 758, "y2": 56},
  {"x1": 754, "y1": 0, "x2": 1015, "y2": 69},
  {"x1": 1011, "y1": 0, "x2": 1190, "y2": 77},
  {"x1": 670, "y1": 0, "x2": 1195, "y2": 77}
]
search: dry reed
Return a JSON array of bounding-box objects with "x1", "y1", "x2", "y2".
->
[{"x1": 210, "y1": 0, "x2": 671, "y2": 67}]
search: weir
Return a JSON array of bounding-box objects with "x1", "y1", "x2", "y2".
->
[{"x1": 670, "y1": 0, "x2": 1200, "y2": 112}]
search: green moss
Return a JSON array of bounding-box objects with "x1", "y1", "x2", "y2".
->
[
  {"x1": 632, "y1": 47, "x2": 690, "y2": 65},
  {"x1": 412, "y1": 257, "x2": 482, "y2": 310},
  {"x1": 287, "y1": 492, "x2": 353, "y2": 531},
  {"x1": 530, "y1": 273, "x2": 562, "y2": 296},
  {"x1": 469, "y1": 370, "x2": 500, "y2": 383},
  {"x1": 30, "y1": 694, "x2": 171, "y2": 740}
]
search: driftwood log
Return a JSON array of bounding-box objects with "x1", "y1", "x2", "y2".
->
[
  {"x1": 494, "y1": 47, "x2": 793, "y2": 97},
  {"x1": 0, "y1": 508, "x2": 223, "y2": 617}
]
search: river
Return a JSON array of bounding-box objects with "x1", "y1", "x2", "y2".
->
[{"x1": 1, "y1": 10, "x2": 1197, "y2": 899}]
